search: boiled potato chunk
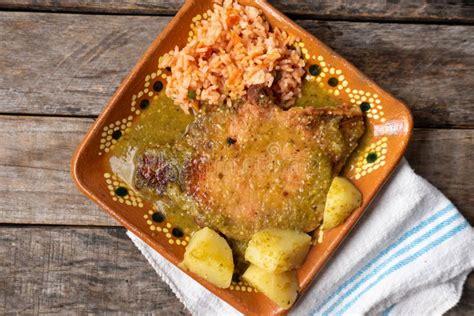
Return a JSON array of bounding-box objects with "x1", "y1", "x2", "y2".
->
[
  {"x1": 245, "y1": 228, "x2": 311, "y2": 273},
  {"x1": 322, "y1": 177, "x2": 362, "y2": 231},
  {"x1": 182, "y1": 227, "x2": 234, "y2": 288},
  {"x1": 243, "y1": 264, "x2": 298, "y2": 309}
]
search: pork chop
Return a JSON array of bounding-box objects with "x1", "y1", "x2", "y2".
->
[{"x1": 183, "y1": 96, "x2": 364, "y2": 240}]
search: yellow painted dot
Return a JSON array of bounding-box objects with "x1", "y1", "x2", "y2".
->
[
  {"x1": 118, "y1": 197, "x2": 124, "y2": 203},
  {"x1": 235, "y1": 286, "x2": 240, "y2": 291},
  {"x1": 230, "y1": 285, "x2": 235, "y2": 290},
  {"x1": 381, "y1": 161, "x2": 386, "y2": 166},
  {"x1": 157, "y1": 227, "x2": 162, "y2": 232},
  {"x1": 345, "y1": 88, "x2": 351, "y2": 93},
  {"x1": 104, "y1": 148, "x2": 110, "y2": 153},
  {"x1": 376, "y1": 99, "x2": 381, "y2": 104},
  {"x1": 247, "y1": 287, "x2": 253, "y2": 292},
  {"x1": 318, "y1": 55, "x2": 323, "y2": 61},
  {"x1": 148, "y1": 92, "x2": 153, "y2": 97},
  {"x1": 145, "y1": 75, "x2": 150, "y2": 82},
  {"x1": 168, "y1": 239, "x2": 174, "y2": 244},
  {"x1": 125, "y1": 200, "x2": 131, "y2": 206},
  {"x1": 147, "y1": 220, "x2": 152, "y2": 225},
  {"x1": 144, "y1": 214, "x2": 148, "y2": 219},
  {"x1": 112, "y1": 197, "x2": 118, "y2": 201},
  {"x1": 323, "y1": 67, "x2": 329, "y2": 73},
  {"x1": 176, "y1": 240, "x2": 181, "y2": 245},
  {"x1": 138, "y1": 203, "x2": 144, "y2": 208},
  {"x1": 320, "y1": 72, "x2": 326, "y2": 78},
  {"x1": 144, "y1": 88, "x2": 149, "y2": 94},
  {"x1": 334, "y1": 90, "x2": 340, "y2": 96},
  {"x1": 166, "y1": 233, "x2": 171, "y2": 238},
  {"x1": 163, "y1": 228, "x2": 169, "y2": 233},
  {"x1": 150, "y1": 225, "x2": 156, "y2": 231},
  {"x1": 185, "y1": 236, "x2": 190, "y2": 241}
]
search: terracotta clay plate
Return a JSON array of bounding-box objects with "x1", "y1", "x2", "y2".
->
[{"x1": 71, "y1": 0, "x2": 413, "y2": 315}]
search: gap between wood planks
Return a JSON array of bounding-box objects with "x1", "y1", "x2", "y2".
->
[{"x1": 0, "y1": 0, "x2": 473, "y2": 24}]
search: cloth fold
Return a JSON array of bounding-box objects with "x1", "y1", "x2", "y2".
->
[{"x1": 127, "y1": 159, "x2": 474, "y2": 315}]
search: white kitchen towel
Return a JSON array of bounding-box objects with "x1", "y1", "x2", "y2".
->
[{"x1": 127, "y1": 158, "x2": 474, "y2": 315}]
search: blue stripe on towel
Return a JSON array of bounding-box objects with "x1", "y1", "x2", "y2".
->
[
  {"x1": 335, "y1": 221, "x2": 468, "y2": 314},
  {"x1": 312, "y1": 203, "x2": 454, "y2": 315},
  {"x1": 321, "y1": 211, "x2": 462, "y2": 315},
  {"x1": 382, "y1": 304, "x2": 395, "y2": 316}
]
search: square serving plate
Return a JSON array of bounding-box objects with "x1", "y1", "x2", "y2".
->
[{"x1": 71, "y1": 0, "x2": 413, "y2": 314}]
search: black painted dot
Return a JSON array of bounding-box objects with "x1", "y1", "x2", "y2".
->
[
  {"x1": 153, "y1": 81, "x2": 163, "y2": 92},
  {"x1": 308, "y1": 64, "x2": 321, "y2": 76},
  {"x1": 366, "y1": 152, "x2": 378, "y2": 163},
  {"x1": 328, "y1": 77, "x2": 339, "y2": 87},
  {"x1": 226, "y1": 137, "x2": 237, "y2": 145},
  {"x1": 166, "y1": 67, "x2": 172, "y2": 72},
  {"x1": 152, "y1": 212, "x2": 165, "y2": 223},
  {"x1": 172, "y1": 227, "x2": 184, "y2": 238},
  {"x1": 115, "y1": 187, "x2": 128, "y2": 197},
  {"x1": 111, "y1": 130, "x2": 122, "y2": 140},
  {"x1": 140, "y1": 99, "x2": 150, "y2": 110},
  {"x1": 360, "y1": 102, "x2": 371, "y2": 112}
]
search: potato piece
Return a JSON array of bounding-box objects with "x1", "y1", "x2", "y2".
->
[
  {"x1": 182, "y1": 227, "x2": 234, "y2": 288},
  {"x1": 245, "y1": 228, "x2": 311, "y2": 273},
  {"x1": 243, "y1": 264, "x2": 298, "y2": 309},
  {"x1": 322, "y1": 177, "x2": 362, "y2": 231}
]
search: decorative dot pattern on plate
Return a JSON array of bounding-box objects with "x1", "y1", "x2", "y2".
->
[
  {"x1": 303, "y1": 54, "x2": 348, "y2": 97},
  {"x1": 353, "y1": 137, "x2": 388, "y2": 180},
  {"x1": 104, "y1": 173, "x2": 144, "y2": 207},
  {"x1": 98, "y1": 117, "x2": 133, "y2": 155},
  {"x1": 348, "y1": 89, "x2": 386, "y2": 123},
  {"x1": 229, "y1": 280, "x2": 257, "y2": 293},
  {"x1": 143, "y1": 208, "x2": 189, "y2": 247}
]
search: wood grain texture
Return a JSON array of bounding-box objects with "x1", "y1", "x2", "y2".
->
[
  {"x1": 0, "y1": 115, "x2": 473, "y2": 226},
  {"x1": 1, "y1": 0, "x2": 473, "y2": 23},
  {"x1": 0, "y1": 12, "x2": 473, "y2": 128},
  {"x1": 0, "y1": 226, "x2": 189, "y2": 315},
  {"x1": 0, "y1": 115, "x2": 116, "y2": 226},
  {"x1": 0, "y1": 226, "x2": 472, "y2": 315}
]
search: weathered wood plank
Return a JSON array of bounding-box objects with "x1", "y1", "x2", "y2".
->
[
  {"x1": 0, "y1": 226, "x2": 471, "y2": 314},
  {"x1": 0, "y1": 226, "x2": 189, "y2": 315},
  {"x1": 1, "y1": 0, "x2": 473, "y2": 23},
  {"x1": 0, "y1": 115, "x2": 472, "y2": 226},
  {"x1": 0, "y1": 12, "x2": 473, "y2": 128},
  {"x1": 0, "y1": 116, "x2": 117, "y2": 226}
]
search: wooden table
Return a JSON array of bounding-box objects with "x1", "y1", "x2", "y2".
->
[{"x1": 1, "y1": 1, "x2": 473, "y2": 314}]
